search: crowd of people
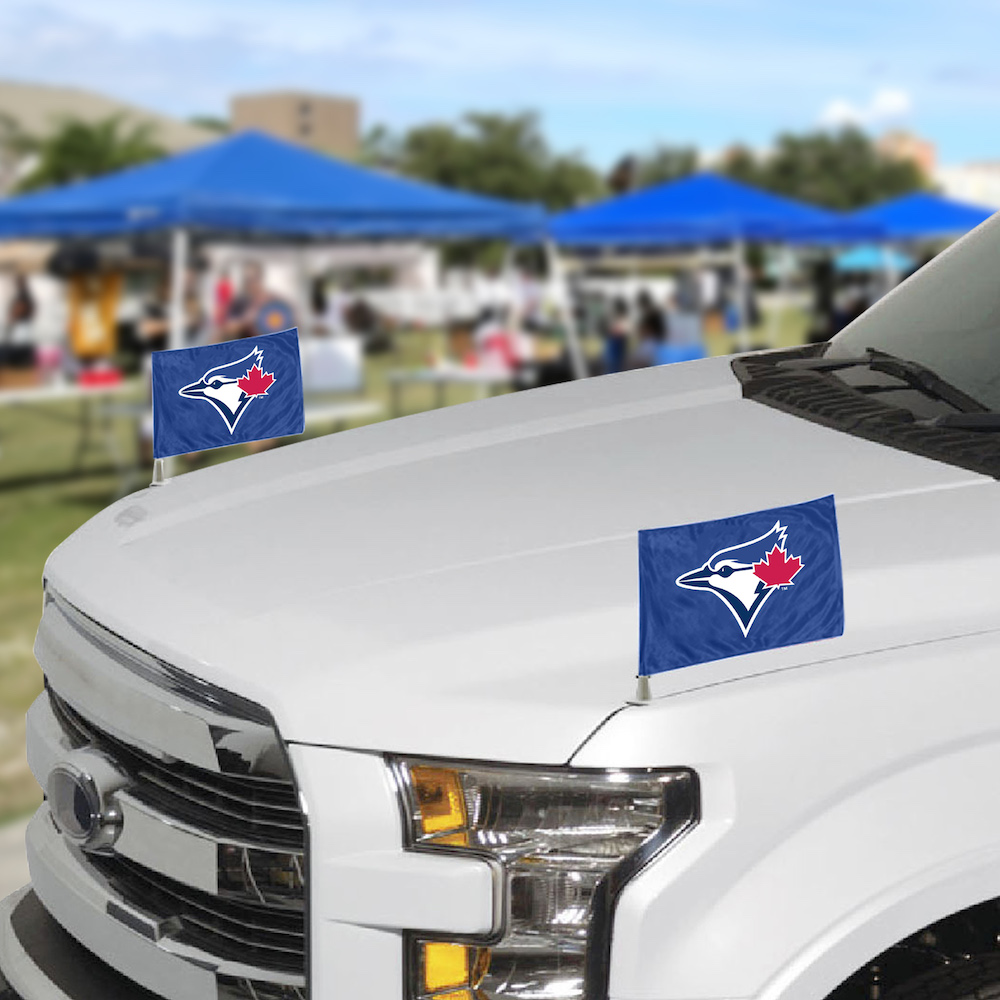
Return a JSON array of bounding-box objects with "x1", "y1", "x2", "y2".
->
[
  {"x1": 591, "y1": 286, "x2": 713, "y2": 375},
  {"x1": 2, "y1": 275, "x2": 34, "y2": 346}
]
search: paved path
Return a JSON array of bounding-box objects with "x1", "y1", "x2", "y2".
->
[{"x1": 0, "y1": 819, "x2": 29, "y2": 900}]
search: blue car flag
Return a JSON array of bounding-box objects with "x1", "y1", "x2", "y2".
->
[
  {"x1": 639, "y1": 495, "x2": 844, "y2": 676},
  {"x1": 152, "y1": 328, "x2": 304, "y2": 459}
]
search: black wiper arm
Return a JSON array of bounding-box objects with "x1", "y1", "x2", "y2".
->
[
  {"x1": 920, "y1": 412, "x2": 1000, "y2": 432},
  {"x1": 777, "y1": 348, "x2": 988, "y2": 415}
]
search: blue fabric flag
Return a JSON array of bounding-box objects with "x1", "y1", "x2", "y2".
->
[
  {"x1": 152, "y1": 328, "x2": 304, "y2": 459},
  {"x1": 639, "y1": 495, "x2": 844, "y2": 676}
]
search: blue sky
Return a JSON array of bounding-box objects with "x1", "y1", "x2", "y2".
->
[{"x1": 2, "y1": 0, "x2": 999, "y2": 167}]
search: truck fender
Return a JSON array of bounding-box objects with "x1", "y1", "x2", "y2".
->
[{"x1": 588, "y1": 742, "x2": 1000, "y2": 1000}]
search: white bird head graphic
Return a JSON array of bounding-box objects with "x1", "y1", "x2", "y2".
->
[
  {"x1": 178, "y1": 346, "x2": 273, "y2": 434},
  {"x1": 675, "y1": 521, "x2": 802, "y2": 637}
]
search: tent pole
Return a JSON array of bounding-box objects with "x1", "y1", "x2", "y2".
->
[
  {"x1": 297, "y1": 246, "x2": 312, "y2": 340},
  {"x1": 545, "y1": 239, "x2": 587, "y2": 380},
  {"x1": 734, "y1": 236, "x2": 750, "y2": 351},
  {"x1": 168, "y1": 227, "x2": 188, "y2": 352},
  {"x1": 156, "y1": 226, "x2": 189, "y2": 484},
  {"x1": 767, "y1": 243, "x2": 793, "y2": 346},
  {"x1": 765, "y1": 244, "x2": 780, "y2": 345},
  {"x1": 501, "y1": 242, "x2": 518, "y2": 326}
]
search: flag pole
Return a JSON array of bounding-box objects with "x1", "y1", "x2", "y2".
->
[
  {"x1": 631, "y1": 675, "x2": 652, "y2": 704},
  {"x1": 150, "y1": 457, "x2": 168, "y2": 487}
]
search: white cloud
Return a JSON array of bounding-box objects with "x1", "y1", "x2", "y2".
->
[{"x1": 819, "y1": 87, "x2": 913, "y2": 129}]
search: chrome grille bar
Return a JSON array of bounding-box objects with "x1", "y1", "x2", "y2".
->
[
  {"x1": 48, "y1": 691, "x2": 305, "y2": 851},
  {"x1": 89, "y1": 856, "x2": 306, "y2": 972}
]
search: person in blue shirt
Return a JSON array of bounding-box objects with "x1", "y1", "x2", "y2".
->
[{"x1": 603, "y1": 297, "x2": 630, "y2": 374}]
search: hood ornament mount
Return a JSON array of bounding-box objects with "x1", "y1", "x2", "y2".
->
[
  {"x1": 150, "y1": 457, "x2": 171, "y2": 487},
  {"x1": 631, "y1": 675, "x2": 652, "y2": 704}
]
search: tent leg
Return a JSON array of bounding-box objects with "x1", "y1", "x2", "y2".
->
[
  {"x1": 159, "y1": 226, "x2": 189, "y2": 482},
  {"x1": 168, "y1": 227, "x2": 188, "y2": 351},
  {"x1": 734, "y1": 237, "x2": 751, "y2": 352},
  {"x1": 545, "y1": 240, "x2": 587, "y2": 380},
  {"x1": 767, "y1": 244, "x2": 793, "y2": 346},
  {"x1": 297, "y1": 246, "x2": 312, "y2": 339}
]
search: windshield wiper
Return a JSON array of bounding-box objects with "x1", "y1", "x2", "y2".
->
[
  {"x1": 776, "y1": 348, "x2": 989, "y2": 416},
  {"x1": 919, "y1": 412, "x2": 1000, "y2": 431}
]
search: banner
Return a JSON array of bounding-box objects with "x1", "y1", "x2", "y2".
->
[
  {"x1": 639, "y1": 495, "x2": 844, "y2": 675},
  {"x1": 152, "y1": 328, "x2": 304, "y2": 459}
]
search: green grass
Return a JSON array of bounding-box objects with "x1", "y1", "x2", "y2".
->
[{"x1": 0, "y1": 314, "x2": 809, "y2": 822}]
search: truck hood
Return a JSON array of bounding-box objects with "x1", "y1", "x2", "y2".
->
[{"x1": 46, "y1": 356, "x2": 998, "y2": 764}]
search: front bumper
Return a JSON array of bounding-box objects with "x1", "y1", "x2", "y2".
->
[
  {"x1": 0, "y1": 807, "x2": 293, "y2": 1000},
  {"x1": 23, "y1": 806, "x2": 249, "y2": 999},
  {"x1": 0, "y1": 884, "x2": 158, "y2": 1000}
]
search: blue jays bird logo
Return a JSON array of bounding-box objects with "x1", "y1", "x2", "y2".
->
[
  {"x1": 675, "y1": 521, "x2": 803, "y2": 637},
  {"x1": 178, "y1": 346, "x2": 276, "y2": 434}
]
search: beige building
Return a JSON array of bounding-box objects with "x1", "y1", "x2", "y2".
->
[
  {"x1": 0, "y1": 80, "x2": 215, "y2": 152},
  {"x1": 0, "y1": 79, "x2": 217, "y2": 195},
  {"x1": 877, "y1": 130, "x2": 937, "y2": 177},
  {"x1": 230, "y1": 91, "x2": 359, "y2": 159}
]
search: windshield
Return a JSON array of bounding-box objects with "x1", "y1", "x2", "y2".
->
[{"x1": 826, "y1": 213, "x2": 1000, "y2": 411}]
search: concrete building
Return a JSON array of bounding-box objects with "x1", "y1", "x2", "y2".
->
[{"x1": 230, "y1": 91, "x2": 359, "y2": 159}]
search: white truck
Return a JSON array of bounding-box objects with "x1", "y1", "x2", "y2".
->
[{"x1": 6, "y1": 214, "x2": 1000, "y2": 1000}]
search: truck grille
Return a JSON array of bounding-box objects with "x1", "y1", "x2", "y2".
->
[
  {"x1": 89, "y1": 855, "x2": 306, "y2": 974},
  {"x1": 31, "y1": 591, "x2": 309, "y2": 1000},
  {"x1": 48, "y1": 690, "x2": 305, "y2": 852}
]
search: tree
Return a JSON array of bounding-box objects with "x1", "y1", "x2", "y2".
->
[
  {"x1": 16, "y1": 116, "x2": 166, "y2": 193},
  {"x1": 0, "y1": 112, "x2": 34, "y2": 193},
  {"x1": 371, "y1": 112, "x2": 602, "y2": 210},
  {"x1": 606, "y1": 155, "x2": 637, "y2": 195},
  {"x1": 634, "y1": 145, "x2": 699, "y2": 189},
  {"x1": 360, "y1": 124, "x2": 401, "y2": 169},
  {"x1": 188, "y1": 115, "x2": 229, "y2": 135},
  {"x1": 717, "y1": 144, "x2": 760, "y2": 187},
  {"x1": 720, "y1": 128, "x2": 927, "y2": 210}
]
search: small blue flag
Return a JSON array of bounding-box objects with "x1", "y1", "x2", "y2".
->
[
  {"x1": 639, "y1": 495, "x2": 844, "y2": 676},
  {"x1": 152, "y1": 329, "x2": 304, "y2": 459}
]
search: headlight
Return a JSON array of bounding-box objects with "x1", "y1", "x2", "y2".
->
[{"x1": 392, "y1": 759, "x2": 697, "y2": 1000}]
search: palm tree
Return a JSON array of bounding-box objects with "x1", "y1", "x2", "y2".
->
[
  {"x1": 16, "y1": 116, "x2": 166, "y2": 193},
  {"x1": 0, "y1": 112, "x2": 35, "y2": 194}
]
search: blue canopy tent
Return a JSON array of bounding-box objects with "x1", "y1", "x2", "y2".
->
[
  {"x1": 835, "y1": 244, "x2": 914, "y2": 274},
  {"x1": 0, "y1": 130, "x2": 546, "y2": 241},
  {"x1": 849, "y1": 192, "x2": 995, "y2": 241},
  {"x1": 548, "y1": 174, "x2": 880, "y2": 345},
  {"x1": 0, "y1": 130, "x2": 562, "y2": 366},
  {"x1": 549, "y1": 173, "x2": 878, "y2": 247}
]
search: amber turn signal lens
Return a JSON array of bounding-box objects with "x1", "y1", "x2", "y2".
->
[
  {"x1": 410, "y1": 765, "x2": 467, "y2": 837},
  {"x1": 421, "y1": 941, "x2": 490, "y2": 997}
]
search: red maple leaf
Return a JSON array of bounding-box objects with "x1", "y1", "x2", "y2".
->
[
  {"x1": 753, "y1": 545, "x2": 803, "y2": 587},
  {"x1": 238, "y1": 363, "x2": 275, "y2": 397}
]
